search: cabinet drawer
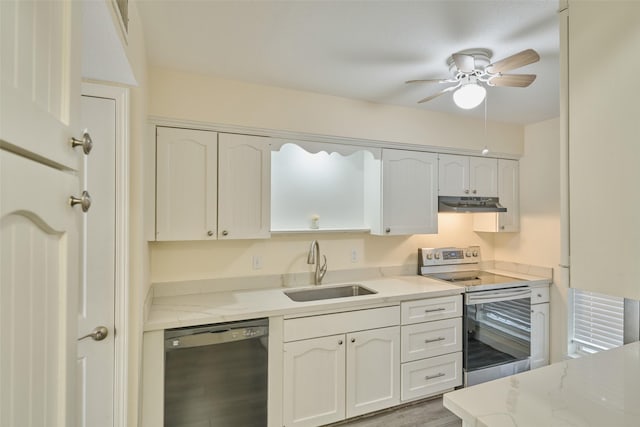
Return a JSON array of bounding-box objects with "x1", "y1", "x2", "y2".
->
[
  {"x1": 401, "y1": 295, "x2": 462, "y2": 325},
  {"x1": 531, "y1": 286, "x2": 550, "y2": 304},
  {"x1": 401, "y1": 318, "x2": 462, "y2": 363},
  {"x1": 284, "y1": 306, "x2": 400, "y2": 342},
  {"x1": 400, "y1": 352, "x2": 462, "y2": 402}
]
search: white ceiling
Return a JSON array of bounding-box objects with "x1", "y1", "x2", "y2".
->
[{"x1": 137, "y1": 0, "x2": 560, "y2": 125}]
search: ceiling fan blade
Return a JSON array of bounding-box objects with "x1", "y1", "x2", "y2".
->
[
  {"x1": 489, "y1": 74, "x2": 537, "y2": 87},
  {"x1": 452, "y1": 53, "x2": 475, "y2": 73},
  {"x1": 406, "y1": 78, "x2": 456, "y2": 84},
  {"x1": 486, "y1": 49, "x2": 540, "y2": 73},
  {"x1": 417, "y1": 84, "x2": 460, "y2": 104}
]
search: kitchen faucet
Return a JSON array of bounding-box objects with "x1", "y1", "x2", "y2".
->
[{"x1": 307, "y1": 240, "x2": 327, "y2": 285}]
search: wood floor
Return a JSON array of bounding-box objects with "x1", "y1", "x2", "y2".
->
[{"x1": 328, "y1": 397, "x2": 462, "y2": 427}]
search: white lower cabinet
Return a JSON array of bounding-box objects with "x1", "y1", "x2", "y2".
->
[
  {"x1": 400, "y1": 295, "x2": 463, "y2": 402},
  {"x1": 530, "y1": 286, "x2": 550, "y2": 369},
  {"x1": 283, "y1": 334, "x2": 346, "y2": 427},
  {"x1": 282, "y1": 307, "x2": 400, "y2": 427},
  {"x1": 531, "y1": 302, "x2": 550, "y2": 369},
  {"x1": 401, "y1": 352, "x2": 463, "y2": 402},
  {"x1": 346, "y1": 327, "x2": 400, "y2": 418}
]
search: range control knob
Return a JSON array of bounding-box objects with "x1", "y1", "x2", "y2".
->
[
  {"x1": 465, "y1": 251, "x2": 471, "y2": 257},
  {"x1": 472, "y1": 250, "x2": 479, "y2": 257},
  {"x1": 426, "y1": 253, "x2": 433, "y2": 260},
  {"x1": 434, "y1": 253, "x2": 441, "y2": 260}
]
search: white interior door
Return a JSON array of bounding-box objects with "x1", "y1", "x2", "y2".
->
[
  {"x1": 1, "y1": 150, "x2": 80, "y2": 427},
  {"x1": 76, "y1": 95, "x2": 117, "y2": 427}
]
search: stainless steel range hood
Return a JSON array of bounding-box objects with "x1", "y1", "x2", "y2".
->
[{"x1": 438, "y1": 196, "x2": 507, "y2": 213}]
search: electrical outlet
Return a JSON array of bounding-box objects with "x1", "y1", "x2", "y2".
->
[
  {"x1": 252, "y1": 255, "x2": 263, "y2": 270},
  {"x1": 351, "y1": 249, "x2": 358, "y2": 263}
]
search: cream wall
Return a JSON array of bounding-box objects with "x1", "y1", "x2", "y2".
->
[
  {"x1": 493, "y1": 117, "x2": 565, "y2": 363},
  {"x1": 145, "y1": 67, "x2": 535, "y2": 286},
  {"x1": 150, "y1": 214, "x2": 494, "y2": 284},
  {"x1": 148, "y1": 67, "x2": 524, "y2": 156}
]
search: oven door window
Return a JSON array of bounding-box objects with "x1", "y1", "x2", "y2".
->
[{"x1": 465, "y1": 297, "x2": 531, "y2": 372}]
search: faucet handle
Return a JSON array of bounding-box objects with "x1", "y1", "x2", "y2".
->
[{"x1": 319, "y1": 255, "x2": 328, "y2": 278}]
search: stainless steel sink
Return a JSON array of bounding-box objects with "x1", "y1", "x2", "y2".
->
[{"x1": 284, "y1": 284, "x2": 377, "y2": 302}]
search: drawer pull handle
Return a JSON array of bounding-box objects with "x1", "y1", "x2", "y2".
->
[
  {"x1": 425, "y1": 373, "x2": 446, "y2": 381},
  {"x1": 424, "y1": 337, "x2": 446, "y2": 344},
  {"x1": 424, "y1": 308, "x2": 446, "y2": 313}
]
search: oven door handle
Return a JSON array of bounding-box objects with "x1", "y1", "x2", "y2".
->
[{"x1": 465, "y1": 288, "x2": 531, "y2": 304}]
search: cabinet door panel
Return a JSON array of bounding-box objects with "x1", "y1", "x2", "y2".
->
[
  {"x1": 382, "y1": 150, "x2": 438, "y2": 235},
  {"x1": 155, "y1": 127, "x2": 217, "y2": 241},
  {"x1": 346, "y1": 327, "x2": 400, "y2": 418},
  {"x1": 470, "y1": 157, "x2": 498, "y2": 197},
  {"x1": 531, "y1": 303, "x2": 550, "y2": 369},
  {"x1": 1, "y1": 150, "x2": 80, "y2": 426},
  {"x1": 283, "y1": 335, "x2": 345, "y2": 427},
  {"x1": 438, "y1": 154, "x2": 468, "y2": 196},
  {"x1": 473, "y1": 159, "x2": 519, "y2": 232},
  {"x1": 497, "y1": 159, "x2": 519, "y2": 231},
  {"x1": 0, "y1": 0, "x2": 81, "y2": 169},
  {"x1": 218, "y1": 133, "x2": 271, "y2": 239}
]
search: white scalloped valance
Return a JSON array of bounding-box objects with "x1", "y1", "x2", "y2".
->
[{"x1": 270, "y1": 139, "x2": 381, "y2": 159}]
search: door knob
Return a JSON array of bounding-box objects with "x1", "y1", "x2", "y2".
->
[
  {"x1": 69, "y1": 191, "x2": 92, "y2": 212},
  {"x1": 70, "y1": 131, "x2": 93, "y2": 155},
  {"x1": 78, "y1": 326, "x2": 108, "y2": 342}
]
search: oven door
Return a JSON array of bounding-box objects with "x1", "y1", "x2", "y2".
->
[{"x1": 464, "y1": 287, "x2": 531, "y2": 386}]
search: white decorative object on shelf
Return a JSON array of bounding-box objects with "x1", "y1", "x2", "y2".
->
[{"x1": 311, "y1": 214, "x2": 320, "y2": 229}]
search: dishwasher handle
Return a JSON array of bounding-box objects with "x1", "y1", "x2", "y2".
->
[{"x1": 165, "y1": 325, "x2": 269, "y2": 350}]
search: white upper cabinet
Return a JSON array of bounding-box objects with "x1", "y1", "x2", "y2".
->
[
  {"x1": 473, "y1": 159, "x2": 520, "y2": 232},
  {"x1": 438, "y1": 154, "x2": 498, "y2": 197},
  {"x1": 154, "y1": 127, "x2": 270, "y2": 241},
  {"x1": 156, "y1": 127, "x2": 218, "y2": 241},
  {"x1": 218, "y1": 133, "x2": 271, "y2": 239},
  {"x1": 0, "y1": 0, "x2": 82, "y2": 170},
  {"x1": 372, "y1": 149, "x2": 438, "y2": 235}
]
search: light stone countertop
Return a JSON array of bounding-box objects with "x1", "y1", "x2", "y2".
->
[
  {"x1": 144, "y1": 268, "x2": 551, "y2": 331},
  {"x1": 443, "y1": 342, "x2": 640, "y2": 427}
]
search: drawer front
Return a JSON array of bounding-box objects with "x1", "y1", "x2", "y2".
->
[
  {"x1": 401, "y1": 295, "x2": 462, "y2": 325},
  {"x1": 531, "y1": 286, "x2": 550, "y2": 304},
  {"x1": 401, "y1": 317, "x2": 462, "y2": 363},
  {"x1": 284, "y1": 305, "x2": 400, "y2": 342},
  {"x1": 401, "y1": 352, "x2": 462, "y2": 402}
]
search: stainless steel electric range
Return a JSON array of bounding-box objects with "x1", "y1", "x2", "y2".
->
[{"x1": 419, "y1": 246, "x2": 532, "y2": 386}]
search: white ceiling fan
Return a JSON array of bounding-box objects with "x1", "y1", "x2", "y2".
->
[{"x1": 406, "y1": 48, "x2": 540, "y2": 109}]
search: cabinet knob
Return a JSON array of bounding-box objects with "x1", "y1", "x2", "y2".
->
[
  {"x1": 207, "y1": 230, "x2": 214, "y2": 237},
  {"x1": 537, "y1": 293, "x2": 542, "y2": 298},
  {"x1": 472, "y1": 189, "x2": 477, "y2": 194},
  {"x1": 464, "y1": 189, "x2": 470, "y2": 194},
  {"x1": 351, "y1": 338, "x2": 356, "y2": 343},
  {"x1": 500, "y1": 225, "x2": 505, "y2": 230},
  {"x1": 338, "y1": 340, "x2": 343, "y2": 345},
  {"x1": 70, "y1": 131, "x2": 93, "y2": 155},
  {"x1": 385, "y1": 227, "x2": 391, "y2": 233},
  {"x1": 222, "y1": 230, "x2": 229, "y2": 236},
  {"x1": 69, "y1": 190, "x2": 92, "y2": 212}
]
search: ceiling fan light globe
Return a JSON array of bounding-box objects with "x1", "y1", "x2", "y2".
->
[{"x1": 453, "y1": 83, "x2": 486, "y2": 109}]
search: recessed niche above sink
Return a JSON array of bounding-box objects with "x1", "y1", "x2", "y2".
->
[{"x1": 271, "y1": 141, "x2": 380, "y2": 232}]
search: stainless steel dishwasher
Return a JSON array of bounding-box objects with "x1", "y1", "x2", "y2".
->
[{"x1": 164, "y1": 318, "x2": 269, "y2": 427}]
